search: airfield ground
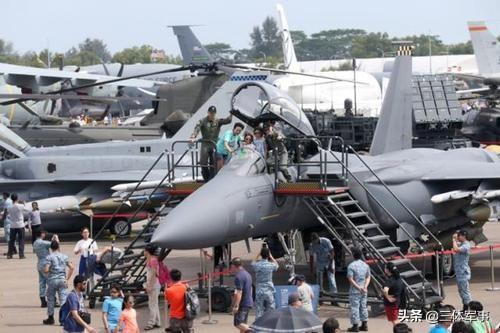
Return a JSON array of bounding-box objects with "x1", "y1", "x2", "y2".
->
[{"x1": 2, "y1": 222, "x2": 500, "y2": 332}]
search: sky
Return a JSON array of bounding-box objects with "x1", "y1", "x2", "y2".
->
[{"x1": 1, "y1": 0, "x2": 499, "y2": 56}]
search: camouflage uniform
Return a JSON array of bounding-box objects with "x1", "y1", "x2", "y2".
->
[
  {"x1": 454, "y1": 240, "x2": 472, "y2": 307},
  {"x1": 265, "y1": 131, "x2": 291, "y2": 181},
  {"x1": 347, "y1": 259, "x2": 370, "y2": 326},
  {"x1": 251, "y1": 259, "x2": 279, "y2": 319},
  {"x1": 192, "y1": 115, "x2": 232, "y2": 181},
  {"x1": 45, "y1": 252, "x2": 69, "y2": 317},
  {"x1": 33, "y1": 238, "x2": 51, "y2": 298}
]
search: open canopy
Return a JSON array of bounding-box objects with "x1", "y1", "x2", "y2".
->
[{"x1": 230, "y1": 81, "x2": 315, "y2": 136}]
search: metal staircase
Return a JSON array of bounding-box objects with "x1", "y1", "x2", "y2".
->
[
  {"x1": 305, "y1": 191, "x2": 443, "y2": 308},
  {"x1": 87, "y1": 140, "x2": 212, "y2": 308}
]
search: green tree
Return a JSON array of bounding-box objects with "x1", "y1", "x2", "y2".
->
[
  {"x1": 351, "y1": 32, "x2": 392, "y2": 58},
  {"x1": 249, "y1": 16, "x2": 282, "y2": 60},
  {"x1": 79, "y1": 38, "x2": 111, "y2": 62},
  {"x1": 204, "y1": 42, "x2": 232, "y2": 59},
  {"x1": 112, "y1": 45, "x2": 154, "y2": 64},
  {"x1": 448, "y1": 41, "x2": 473, "y2": 55}
]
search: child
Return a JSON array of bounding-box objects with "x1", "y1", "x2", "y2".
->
[
  {"x1": 102, "y1": 284, "x2": 124, "y2": 333},
  {"x1": 294, "y1": 274, "x2": 314, "y2": 312},
  {"x1": 115, "y1": 294, "x2": 139, "y2": 333}
]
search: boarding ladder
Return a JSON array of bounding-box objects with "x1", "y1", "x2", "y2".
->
[
  {"x1": 275, "y1": 136, "x2": 444, "y2": 309},
  {"x1": 87, "y1": 140, "x2": 213, "y2": 308}
]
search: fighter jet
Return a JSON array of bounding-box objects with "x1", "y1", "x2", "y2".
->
[
  {"x1": 0, "y1": 69, "x2": 287, "y2": 234},
  {"x1": 151, "y1": 46, "x2": 498, "y2": 252}
]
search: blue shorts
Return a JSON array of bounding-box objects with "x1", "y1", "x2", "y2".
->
[
  {"x1": 216, "y1": 153, "x2": 228, "y2": 162},
  {"x1": 234, "y1": 306, "x2": 250, "y2": 326}
]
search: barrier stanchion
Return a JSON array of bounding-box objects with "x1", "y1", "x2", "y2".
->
[
  {"x1": 486, "y1": 245, "x2": 500, "y2": 291},
  {"x1": 202, "y1": 249, "x2": 218, "y2": 325}
]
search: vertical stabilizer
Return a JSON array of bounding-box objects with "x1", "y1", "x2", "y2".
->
[
  {"x1": 468, "y1": 21, "x2": 500, "y2": 75},
  {"x1": 171, "y1": 26, "x2": 214, "y2": 66},
  {"x1": 369, "y1": 44, "x2": 413, "y2": 155},
  {"x1": 276, "y1": 4, "x2": 300, "y2": 72}
]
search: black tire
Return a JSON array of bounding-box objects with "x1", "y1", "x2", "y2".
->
[
  {"x1": 110, "y1": 219, "x2": 131, "y2": 238},
  {"x1": 211, "y1": 287, "x2": 232, "y2": 312},
  {"x1": 433, "y1": 253, "x2": 455, "y2": 279}
]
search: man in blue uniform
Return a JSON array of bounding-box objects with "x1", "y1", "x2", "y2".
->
[
  {"x1": 309, "y1": 233, "x2": 337, "y2": 294},
  {"x1": 453, "y1": 229, "x2": 472, "y2": 311},
  {"x1": 33, "y1": 230, "x2": 58, "y2": 308},
  {"x1": 251, "y1": 246, "x2": 279, "y2": 319},
  {"x1": 347, "y1": 247, "x2": 371, "y2": 332},
  {"x1": 43, "y1": 240, "x2": 74, "y2": 325}
]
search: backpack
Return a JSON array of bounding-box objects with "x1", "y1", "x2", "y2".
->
[
  {"x1": 157, "y1": 260, "x2": 171, "y2": 287},
  {"x1": 184, "y1": 286, "x2": 200, "y2": 320},
  {"x1": 59, "y1": 298, "x2": 70, "y2": 326}
]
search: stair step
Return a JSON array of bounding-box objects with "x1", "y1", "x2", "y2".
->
[
  {"x1": 356, "y1": 223, "x2": 378, "y2": 230},
  {"x1": 389, "y1": 258, "x2": 411, "y2": 266},
  {"x1": 400, "y1": 270, "x2": 421, "y2": 279},
  {"x1": 424, "y1": 295, "x2": 444, "y2": 306},
  {"x1": 367, "y1": 235, "x2": 390, "y2": 242},
  {"x1": 328, "y1": 193, "x2": 350, "y2": 200},
  {"x1": 346, "y1": 212, "x2": 368, "y2": 218},
  {"x1": 121, "y1": 253, "x2": 142, "y2": 261},
  {"x1": 337, "y1": 200, "x2": 358, "y2": 206},
  {"x1": 408, "y1": 281, "x2": 432, "y2": 293},
  {"x1": 378, "y1": 246, "x2": 400, "y2": 255}
]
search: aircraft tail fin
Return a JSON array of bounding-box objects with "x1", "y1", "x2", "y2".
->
[
  {"x1": 468, "y1": 21, "x2": 500, "y2": 75},
  {"x1": 276, "y1": 4, "x2": 300, "y2": 72},
  {"x1": 369, "y1": 44, "x2": 413, "y2": 156},
  {"x1": 171, "y1": 25, "x2": 215, "y2": 66},
  {"x1": 0, "y1": 123, "x2": 31, "y2": 156}
]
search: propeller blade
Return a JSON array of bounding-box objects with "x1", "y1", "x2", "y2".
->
[
  {"x1": 224, "y1": 64, "x2": 367, "y2": 84},
  {"x1": 117, "y1": 63, "x2": 125, "y2": 77},
  {"x1": 0, "y1": 93, "x2": 167, "y2": 103},
  {"x1": 0, "y1": 65, "x2": 191, "y2": 106}
]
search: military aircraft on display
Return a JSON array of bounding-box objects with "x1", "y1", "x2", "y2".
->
[
  {"x1": 172, "y1": 25, "x2": 380, "y2": 115},
  {"x1": 151, "y1": 48, "x2": 498, "y2": 256},
  {"x1": 275, "y1": 4, "x2": 382, "y2": 116}
]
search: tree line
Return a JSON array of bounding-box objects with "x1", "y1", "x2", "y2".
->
[{"x1": 1, "y1": 17, "x2": 498, "y2": 68}]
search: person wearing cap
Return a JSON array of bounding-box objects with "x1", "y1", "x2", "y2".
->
[
  {"x1": 190, "y1": 105, "x2": 232, "y2": 181},
  {"x1": 251, "y1": 246, "x2": 278, "y2": 319},
  {"x1": 294, "y1": 274, "x2": 314, "y2": 312},
  {"x1": 288, "y1": 292, "x2": 302, "y2": 308},
  {"x1": 232, "y1": 257, "x2": 253, "y2": 333},
  {"x1": 33, "y1": 230, "x2": 59, "y2": 308},
  {"x1": 264, "y1": 123, "x2": 292, "y2": 182},
  {"x1": 452, "y1": 229, "x2": 472, "y2": 311}
]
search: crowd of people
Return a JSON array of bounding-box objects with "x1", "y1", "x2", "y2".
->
[{"x1": 190, "y1": 105, "x2": 292, "y2": 183}]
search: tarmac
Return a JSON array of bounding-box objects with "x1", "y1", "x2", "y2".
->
[{"x1": 2, "y1": 222, "x2": 500, "y2": 332}]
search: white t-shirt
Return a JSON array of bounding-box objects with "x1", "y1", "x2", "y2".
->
[
  {"x1": 74, "y1": 238, "x2": 98, "y2": 258},
  {"x1": 7, "y1": 203, "x2": 25, "y2": 229},
  {"x1": 298, "y1": 283, "x2": 314, "y2": 312}
]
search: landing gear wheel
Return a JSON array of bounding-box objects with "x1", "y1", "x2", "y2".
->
[
  {"x1": 433, "y1": 253, "x2": 455, "y2": 278},
  {"x1": 211, "y1": 287, "x2": 232, "y2": 312},
  {"x1": 111, "y1": 219, "x2": 131, "y2": 238}
]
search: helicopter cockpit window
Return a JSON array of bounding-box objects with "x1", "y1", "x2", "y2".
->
[{"x1": 222, "y1": 148, "x2": 266, "y2": 176}]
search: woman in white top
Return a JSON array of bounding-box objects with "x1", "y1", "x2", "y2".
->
[
  {"x1": 73, "y1": 227, "x2": 98, "y2": 277},
  {"x1": 28, "y1": 202, "x2": 42, "y2": 244}
]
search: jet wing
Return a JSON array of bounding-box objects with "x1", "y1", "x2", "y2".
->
[
  {"x1": 422, "y1": 162, "x2": 500, "y2": 181},
  {"x1": 0, "y1": 63, "x2": 159, "y2": 90},
  {"x1": 0, "y1": 169, "x2": 172, "y2": 184}
]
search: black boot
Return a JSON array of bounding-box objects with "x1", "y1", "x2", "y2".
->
[
  {"x1": 360, "y1": 321, "x2": 368, "y2": 331},
  {"x1": 40, "y1": 297, "x2": 47, "y2": 308},
  {"x1": 462, "y1": 303, "x2": 469, "y2": 312},
  {"x1": 347, "y1": 325, "x2": 359, "y2": 332},
  {"x1": 43, "y1": 315, "x2": 54, "y2": 325}
]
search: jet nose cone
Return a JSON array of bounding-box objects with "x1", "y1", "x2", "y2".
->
[{"x1": 151, "y1": 193, "x2": 230, "y2": 249}]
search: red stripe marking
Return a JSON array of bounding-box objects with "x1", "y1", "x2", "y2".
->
[
  {"x1": 93, "y1": 213, "x2": 148, "y2": 219},
  {"x1": 469, "y1": 26, "x2": 487, "y2": 31}
]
